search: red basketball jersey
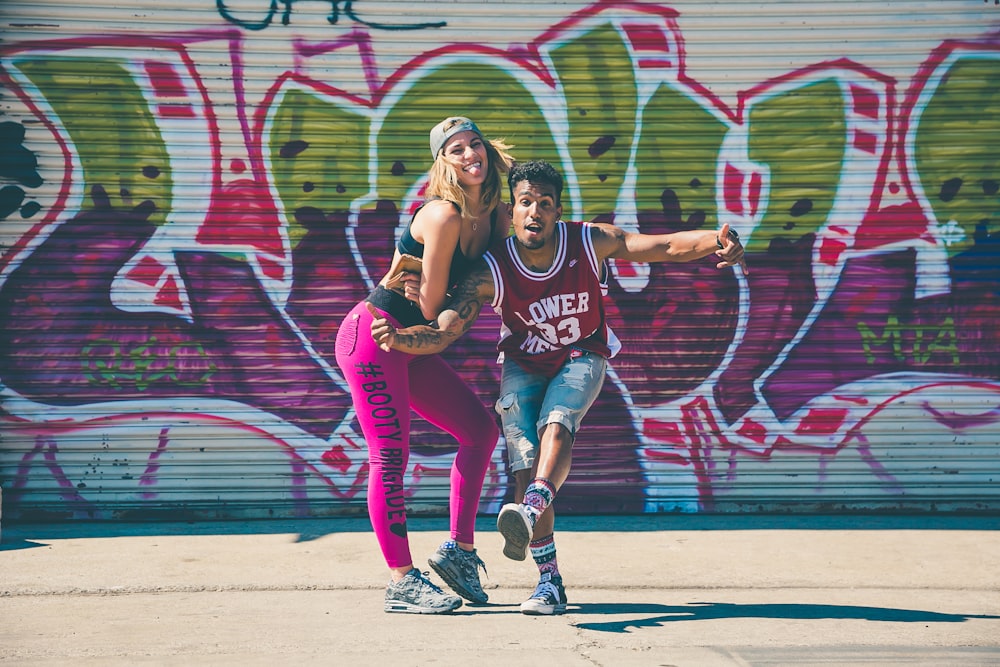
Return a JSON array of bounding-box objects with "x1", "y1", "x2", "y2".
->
[{"x1": 483, "y1": 221, "x2": 620, "y2": 378}]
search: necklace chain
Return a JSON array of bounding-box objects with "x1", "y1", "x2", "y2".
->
[{"x1": 471, "y1": 205, "x2": 487, "y2": 233}]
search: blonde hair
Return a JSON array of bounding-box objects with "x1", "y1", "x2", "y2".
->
[{"x1": 425, "y1": 137, "x2": 515, "y2": 222}]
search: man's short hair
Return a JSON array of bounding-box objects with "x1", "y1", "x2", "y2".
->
[{"x1": 508, "y1": 160, "x2": 563, "y2": 205}]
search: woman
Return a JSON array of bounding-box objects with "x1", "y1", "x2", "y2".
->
[{"x1": 335, "y1": 117, "x2": 514, "y2": 613}]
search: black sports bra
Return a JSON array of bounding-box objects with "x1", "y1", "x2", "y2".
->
[
  {"x1": 396, "y1": 199, "x2": 498, "y2": 287},
  {"x1": 368, "y1": 199, "x2": 498, "y2": 328}
]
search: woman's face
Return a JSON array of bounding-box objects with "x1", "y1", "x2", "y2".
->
[{"x1": 440, "y1": 130, "x2": 489, "y2": 188}]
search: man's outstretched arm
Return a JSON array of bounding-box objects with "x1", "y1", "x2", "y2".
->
[
  {"x1": 593, "y1": 221, "x2": 747, "y2": 273},
  {"x1": 369, "y1": 261, "x2": 496, "y2": 355}
]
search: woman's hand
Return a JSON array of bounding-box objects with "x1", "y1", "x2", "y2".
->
[{"x1": 399, "y1": 272, "x2": 421, "y2": 304}]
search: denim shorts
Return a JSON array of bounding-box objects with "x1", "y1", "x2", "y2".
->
[{"x1": 494, "y1": 350, "x2": 607, "y2": 473}]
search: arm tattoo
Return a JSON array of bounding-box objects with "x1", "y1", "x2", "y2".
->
[
  {"x1": 392, "y1": 328, "x2": 449, "y2": 350},
  {"x1": 389, "y1": 263, "x2": 492, "y2": 354}
]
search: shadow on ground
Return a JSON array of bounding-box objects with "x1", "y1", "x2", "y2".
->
[{"x1": 569, "y1": 601, "x2": 1000, "y2": 632}]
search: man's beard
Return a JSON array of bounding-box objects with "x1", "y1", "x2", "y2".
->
[{"x1": 513, "y1": 232, "x2": 546, "y2": 251}]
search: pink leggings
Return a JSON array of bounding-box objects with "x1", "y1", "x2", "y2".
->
[{"x1": 335, "y1": 300, "x2": 499, "y2": 568}]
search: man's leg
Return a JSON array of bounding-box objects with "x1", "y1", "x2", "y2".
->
[
  {"x1": 494, "y1": 360, "x2": 546, "y2": 561},
  {"x1": 512, "y1": 422, "x2": 575, "y2": 615},
  {"x1": 521, "y1": 421, "x2": 573, "y2": 525},
  {"x1": 497, "y1": 352, "x2": 607, "y2": 615},
  {"x1": 500, "y1": 351, "x2": 606, "y2": 539}
]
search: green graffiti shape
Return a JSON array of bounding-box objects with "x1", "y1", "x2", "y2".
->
[
  {"x1": 81, "y1": 337, "x2": 216, "y2": 391},
  {"x1": 268, "y1": 89, "x2": 371, "y2": 247},
  {"x1": 748, "y1": 79, "x2": 847, "y2": 250},
  {"x1": 915, "y1": 57, "x2": 1000, "y2": 258},
  {"x1": 635, "y1": 84, "x2": 727, "y2": 228},
  {"x1": 548, "y1": 23, "x2": 637, "y2": 220},
  {"x1": 377, "y1": 64, "x2": 560, "y2": 212},
  {"x1": 856, "y1": 315, "x2": 960, "y2": 366},
  {"x1": 16, "y1": 57, "x2": 172, "y2": 225}
]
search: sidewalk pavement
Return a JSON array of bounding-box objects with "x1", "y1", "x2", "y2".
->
[{"x1": 2, "y1": 513, "x2": 999, "y2": 666}]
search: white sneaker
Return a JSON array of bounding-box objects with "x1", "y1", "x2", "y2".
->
[
  {"x1": 519, "y1": 572, "x2": 567, "y2": 615},
  {"x1": 496, "y1": 503, "x2": 533, "y2": 561}
]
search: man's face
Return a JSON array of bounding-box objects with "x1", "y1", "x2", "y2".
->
[{"x1": 510, "y1": 179, "x2": 562, "y2": 251}]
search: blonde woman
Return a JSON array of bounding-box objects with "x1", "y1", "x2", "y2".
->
[{"x1": 335, "y1": 117, "x2": 514, "y2": 613}]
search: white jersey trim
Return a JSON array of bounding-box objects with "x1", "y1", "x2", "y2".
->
[
  {"x1": 580, "y1": 222, "x2": 602, "y2": 280},
  {"x1": 483, "y1": 251, "x2": 504, "y2": 311},
  {"x1": 506, "y1": 221, "x2": 568, "y2": 281}
]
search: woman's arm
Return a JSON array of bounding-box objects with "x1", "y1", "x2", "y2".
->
[{"x1": 412, "y1": 200, "x2": 463, "y2": 320}]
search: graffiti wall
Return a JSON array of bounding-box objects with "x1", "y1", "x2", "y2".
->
[{"x1": 1, "y1": 0, "x2": 998, "y2": 521}]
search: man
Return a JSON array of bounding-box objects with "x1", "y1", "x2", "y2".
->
[{"x1": 368, "y1": 160, "x2": 745, "y2": 614}]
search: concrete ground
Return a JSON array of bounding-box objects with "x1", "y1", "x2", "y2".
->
[{"x1": 2, "y1": 514, "x2": 999, "y2": 666}]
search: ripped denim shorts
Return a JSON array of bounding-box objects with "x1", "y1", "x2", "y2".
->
[{"x1": 494, "y1": 350, "x2": 607, "y2": 473}]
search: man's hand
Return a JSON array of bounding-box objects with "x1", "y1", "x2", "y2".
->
[
  {"x1": 715, "y1": 222, "x2": 749, "y2": 275},
  {"x1": 367, "y1": 302, "x2": 396, "y2": 352}
]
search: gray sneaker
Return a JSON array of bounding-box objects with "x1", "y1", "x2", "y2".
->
[
  {"x1": 384, "y1": 569, "x2": 462, "y2": 614},
  {"x1": 428, "y1": 542, "x2": 489, "y2": 604},
  {"x1": 496, "y1": 503, "x2": 534, "y2": 561},
  {"x1": 519, "y1": 572, "x2": 567, "y2": 615}
]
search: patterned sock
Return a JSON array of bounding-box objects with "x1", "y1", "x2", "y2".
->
[
  {"x1": 522, "y1": 478, "x2": 556, "y2": 524},
  {"x1": 530, "y1": 533, "x2": 559, "y2": 578}
]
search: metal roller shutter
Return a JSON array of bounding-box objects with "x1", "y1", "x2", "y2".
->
[{"x1": 1, "y1": 1, "x2": 998, "y2": 521}]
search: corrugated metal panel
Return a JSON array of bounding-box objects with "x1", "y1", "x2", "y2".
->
[{"x1": 1, "y1": 1, "x2": 998, "y2": 521}]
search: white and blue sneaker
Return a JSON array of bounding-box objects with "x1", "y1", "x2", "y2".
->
[{"x1": 519, "y1": 572, "x2": 567, "y2": 615}]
